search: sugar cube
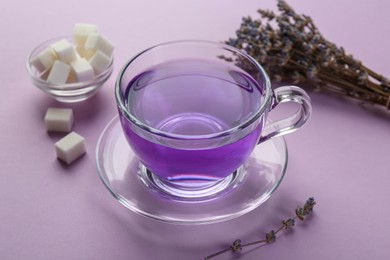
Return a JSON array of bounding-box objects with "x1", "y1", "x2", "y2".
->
[
  {"x1": 73, "y1": 23, "x2": 99, "y2": 47},
  {"x1": 47, "y1": 60, "x2": 71, "y2": 84},
  {"x1": 50, "y1": 39, "x2": 77, "y2": 63},
  {"x1": 84, "y1": 33, "x2": 114, "y2": 57},
  {"x1": 39, "y1": 68, "x2": 51, "y2": 81},
  {"x1": 75, "y1": 46, "x2": 95, "y2": 60},
  {"x1": 70, "y1": 58, "x2": 94, "y2": 82},
  {"x1": 44, "y1": 108, "x2": 74, "y2": 132},
  {"x1": 31, "y1": 24, "x2": 114, "y2": 85},
  {"x1": 89, "y1": 51, "x2": 111, "y2": 75},
  {"x1": 31, "y1": 47, "x2": 57, "y2": 73},
  {"x1": 55, "y1": 131, "x2": 86, "y2": 164}
]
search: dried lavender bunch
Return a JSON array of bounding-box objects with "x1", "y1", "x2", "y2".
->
[
  {"x1": 204, "y1": 197, "x2": 316, "y2": 260},
  {"x1": 226, "y1": 0, "x2": 390, "y2": 110}
]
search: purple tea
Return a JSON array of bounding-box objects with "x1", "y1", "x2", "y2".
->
[{"x1": 120, "y1": 58, "x2": 265, "y2": 181}]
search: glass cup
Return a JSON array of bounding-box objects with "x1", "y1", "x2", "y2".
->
[{"x1": 116, "y1": 41, "x2": 311, "y2": 201}]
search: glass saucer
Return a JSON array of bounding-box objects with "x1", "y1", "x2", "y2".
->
[{"x1": 96, "y1": 116, "x2": 288, "y2": 225}]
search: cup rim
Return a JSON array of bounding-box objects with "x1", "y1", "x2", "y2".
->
[{"x1": 115, "y1": 40, "x2": 272, "y2": 140}]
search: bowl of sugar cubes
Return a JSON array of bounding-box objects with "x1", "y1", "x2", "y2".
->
[{"x1": 26, "y1": 23, "x2": 114, "y2": 102}]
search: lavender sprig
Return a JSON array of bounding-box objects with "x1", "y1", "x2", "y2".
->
[
  {"x1": 226, "y1": 0, "x2": 390, "y2": 110},
  {"x1": 204, "y1": 197, "x2": 316, "y2": 260}
]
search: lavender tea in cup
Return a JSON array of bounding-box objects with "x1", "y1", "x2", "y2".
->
[{"x1": 116, "y1": 41, "x2": 311, "y2": 200}]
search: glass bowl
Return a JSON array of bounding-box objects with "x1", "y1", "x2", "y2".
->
[{"x1": 26, "y1": 36, "x2": 113, "y2": 103}]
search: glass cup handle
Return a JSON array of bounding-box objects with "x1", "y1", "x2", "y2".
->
[{"x1": 258, "y1": 86, "x2": 312, "y2": 144}]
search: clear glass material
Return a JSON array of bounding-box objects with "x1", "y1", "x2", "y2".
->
[
  {"x1": 26, "y1": 36, "x2": 113, "y2": 103},
  {"x1": 259, "y1": 86, "x2": 312, "y2": 143},
  {"x1": 114, "y1": 40, "x2": 311, "y2": 201},
  {"x1": 96, "y1": 116, "x2": 287, "y2": 224}
]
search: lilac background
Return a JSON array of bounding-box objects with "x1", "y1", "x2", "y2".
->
[{"x1": 1, "y1": 0, "x2": 389, "y2": 259}]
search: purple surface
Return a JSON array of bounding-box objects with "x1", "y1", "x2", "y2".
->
[{"x1": 1, "y1": 0, "x2": 389, "y2": 259}]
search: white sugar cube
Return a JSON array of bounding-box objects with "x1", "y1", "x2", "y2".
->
[
  {"x1": 89, "y1": 51, "x2": 111, "y2": 75},
  {"x1": 55, "y1": 131, "x2": 86, "y2": 164},
  {"x1": 31, "y1": 47, "x2": 57, "y2": 73},
  {"x1": 70, "y1": 58, "x2": 94, "y2": 82},
  {"x1": 40, "y1": 68, "x2": 51, "y2": 81},
  {"x1": 44, "y1": 108, "x2": 74, "y2": 132},
  {"x1": 50, "y1": 39, "x2": 77, "y2": 63},
  {"x1": 47, "y1": 60, "x2": 71, "y2": 84},
  {"x1": 84, "y1": 33, "x2": 114, "y2": 57},
  {"x1": 75, "y1": 46, "x2": 95, "y2": 60},
  {"x1": 73, "y1": 23, "x2": 99, "y2": 47}
]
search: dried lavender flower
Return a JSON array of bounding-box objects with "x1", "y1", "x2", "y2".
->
[
  {"x1": 303, "y1": 197, "x2": 316, "y2": 214},
  {"x1": 205, "y1": 197, "x2": 316, "y2": 260},
  {"x1": 295, "y1": 206, "x2": 305, "y2": 221},
  {"x1": 283, "y1": 218, "x2": 296, "y2": 229},
  {"x1": 226, "y1": 0, "x2": 390, "y2": 110},
  {"x1": 265, "y1": 230, "x2": 276, "y2": 243},
  {"x1": 231, "y1": 239, "x2": 242, "y2": 252}
]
